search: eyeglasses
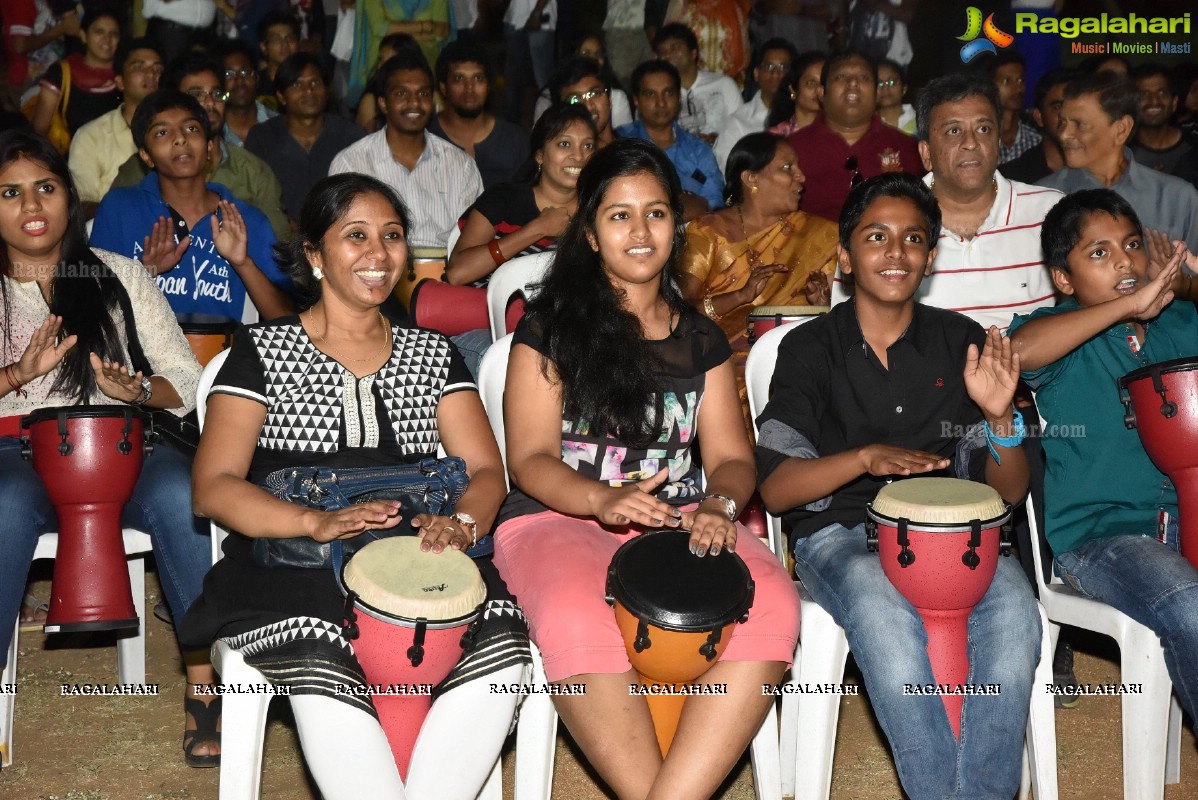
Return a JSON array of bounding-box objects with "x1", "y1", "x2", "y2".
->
[
  {"x1": 289, "y1": 77, "x2": 324, "y2": 92},
  {"x1": 127, "y1": 62, "x2": 164, "y2": 75},
  {"x1": 877, "y1": 79, "x2": 899, "y2": 88},
  {"x1": 223, "y1": 67, "x2": 255, "y2": 80},
  {"x1": 566, "y1": 87, "x2": 608, "y2": 105},
  {"x1": 761, "y1": 62, "x2": 790, "y2": 74},
  {"x1": 844, "y1": 155, "x2": 863, "y2": 187},
  {"x1": 187, "y1": 88, "x2": 229, "y2": 103}
]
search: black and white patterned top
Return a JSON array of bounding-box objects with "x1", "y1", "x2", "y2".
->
[{"x1": 209, "y1": 317, "x2": 475, "y2": 483}]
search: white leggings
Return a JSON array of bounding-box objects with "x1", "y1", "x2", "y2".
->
[{"x1": 291, "y1": 661, "x2": 528, "y2": 800}]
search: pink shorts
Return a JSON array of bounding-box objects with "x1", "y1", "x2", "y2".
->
[{"x1": 493, "y1": 510, "x2": 801, "y2": 683}]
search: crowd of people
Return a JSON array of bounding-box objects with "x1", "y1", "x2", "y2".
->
[{"x1": 4, "y1": 2, "x2": 1198, "y2": 799}]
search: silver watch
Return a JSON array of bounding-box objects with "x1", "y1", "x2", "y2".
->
[
  {"x1": 450, "y1": 512, "x2": 478, "y2": 547},
  {"x1": 132, "y1": 375, "x2": 153, "y2": 406},
  {"x1": 702, "y1": 493, "x2": 737, "y2": 522}
]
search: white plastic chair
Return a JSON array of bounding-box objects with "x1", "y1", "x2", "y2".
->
[
  {"x1": 485, "y1": 251, "x2": 554, "y2": 342},
  {"x1": 745, "y1": 320, "x2": 1057, "y2": 800},
  {"x1": 195, "y1": 349, "x2": 502, "y2": 800},
  {"x1": 0, "y1": 528, "x2": 151, "y2": 767},
  {"x1": 476, "y1": 335, "x2": 782, "y2": 800},
  {"x1": 1026, "y1": 491, "x2": 1182, "y2": 798}
]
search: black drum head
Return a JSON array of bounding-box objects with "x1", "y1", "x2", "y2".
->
[{"x1": 606, "y1": 529, "x2": 755, "y2": 632}]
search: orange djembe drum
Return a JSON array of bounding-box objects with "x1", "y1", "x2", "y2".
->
[
  {"x1": 605, "y1": 529, "x2": 755, "y2": 755},
  {"x1": 867, "y1": 478, "x2": 1012, "y2": 738},
  {"x1": 339, "y1": 537, "x2": 485, "y2": 779},
  {"x1": 20, "y1": 406, "x2": 151, "y2": 632},
  {"x1": 1119, "y1": 357, "x2": 1198, "y2": 569},
  {"x1": 177, "y1": 314, "x2": 239, "y2": 366}
]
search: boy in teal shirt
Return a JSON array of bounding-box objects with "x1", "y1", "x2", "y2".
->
[{"x1": 1008, "y1": 188, "x2": 1198, "y2": 722}]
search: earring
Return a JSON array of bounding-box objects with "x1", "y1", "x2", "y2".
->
[
  {"x1": 750, "y1": 184, "x2": 758, "y2": 196},
  {"x1": 312, "y1": 267, "x2": 324, "y2": 280}
]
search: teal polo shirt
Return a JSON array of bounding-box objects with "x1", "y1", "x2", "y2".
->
[{"x1": 1009, "y1": 299, "x2": 1198, "y2": 556}]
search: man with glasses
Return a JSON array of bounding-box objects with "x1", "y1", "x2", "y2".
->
[
  {"x1": 653, "y1": 22, "x2": 741, "y2": 144},
  {"x1": 617, "y1": 59, "x2": 723, "y2": 219},
  {"x1": 548, "y1": 56, "x2": 629, "y2": 149},
  {"x1": 787, "y1": 50, "x2": 922, "y2": 222},
  {"x1": 428, "y1": 40, "x2": 529, "y2": 189},
  {"x1": 713, "y1": 38, "x2": 797, "y2": 171},
  {"x1": 246, "y1": 53, "x2": 365, "y2": 225},
  {"x1": 108, "y1": 53, "x2": 291, "y2": 241},
  {"x1": 218, "y1": 39, "x2": 277, "y2": 147},
  {"x1": 69, "y1": 38, "x2": 164, "y2": 213},
  {"x1": 330, "y1": 50, "x2": 484, "y2": 252}
]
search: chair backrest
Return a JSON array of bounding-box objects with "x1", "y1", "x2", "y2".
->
[
  {"x1": 196, "y1": 348, "x2": 232, "y2": 563},
  {"x1": 744, "y1": 316, "x2": 824, "y2": 564},
  {"x1": 486, "y1": 250, "x2": 554, "y2": 342},
  {"x1": 477, "y1": 334, "x2": 514, "y2": 484}
]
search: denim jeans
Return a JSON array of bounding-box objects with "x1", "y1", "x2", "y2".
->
[
  {"x1": 793, "y1": 523, "x2": 1041, "y2": 800},
  {"x1": 1054, "y1": 534, "x2": 1198, "y2": 720},
  {"x1": 0, "y1": 436, "x2": 211, "y2": 666}
]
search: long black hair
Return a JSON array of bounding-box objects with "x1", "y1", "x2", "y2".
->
[
  {"x1": 0, "y1": 131, "x2": 151, "y2": 401},
  {"x1": 524, "y1": 139, "x2": 687, "y2": 447}
]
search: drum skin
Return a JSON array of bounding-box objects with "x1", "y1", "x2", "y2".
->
[
  {"x1": 868, "y1": 478, "x2": 1010, "y2": 738},
  {"x1": 1120, "y1": 358, "x2": 1198, "y2": 570},
  {"x1": 21, "y1": 406, "x2": 147, "y2": 632},
  {"x1": 606, "y1": 529, "x2": 755, "y2": 755},
  {"x1": 340, "y1": 537, "x2": 484, "y2": 779},
  {"x1": 746, "y1": 305, "x2": 829, "y2": 344}
]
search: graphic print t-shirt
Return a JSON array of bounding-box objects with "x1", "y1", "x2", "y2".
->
[{"x1": 500, "y1": 307, "x2": 732, "y2": 521}]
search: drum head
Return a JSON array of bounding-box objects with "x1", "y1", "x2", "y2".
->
[
  {"x1": 21, "y1": 404, "x2": 149, "y2": 428},
  {"x1": 606, "y1": 529, "x2": 754, "y2": 632},
  {"x1": 870, "y1": 478, "x2": 1007, "y2": 526},
  {"x1": 342, "y1": 537, "x2": 486, "y2": 624},
  {"x1": 1119, "y1": 356, "x2": 1198, "y2": 389}
]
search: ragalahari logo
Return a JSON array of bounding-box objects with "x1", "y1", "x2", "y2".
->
[{"x1": 957, "y1": 7, "x2": 1015, "y2": 63}]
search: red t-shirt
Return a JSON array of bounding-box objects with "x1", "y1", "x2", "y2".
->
[{"x1": 788, "y1": 113, "x2": 925, "y2": 222}]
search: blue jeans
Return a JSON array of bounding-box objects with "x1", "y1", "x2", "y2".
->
[
  {"x1": 1054, "y1": 534, "x2": 1198, "y2": 720},
  {"x1": 0, "y1": 436, "x2": 211, "y2": 665},
  {"x1": 793, "y1": 523, "x2": 1040, "y2": 800}
]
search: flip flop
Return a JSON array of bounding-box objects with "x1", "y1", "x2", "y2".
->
[{"x1": 18, "y1": 593, "x2": 49, "y2": 632}]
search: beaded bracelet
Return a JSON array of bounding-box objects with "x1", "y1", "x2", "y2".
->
[
  {"x1": 984, "y1": 409, "x2": 1025, "y2": 465},
  {"x1": 4, "y1": 363, "x2": 27, "y2": 398}
]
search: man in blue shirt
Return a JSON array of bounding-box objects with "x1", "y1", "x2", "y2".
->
[
  {"x1": 616, "y1": 59, "x2": 723, "y2": 220},
  {"x1": 91, "y1": 90, "x2": 293, "y2": 322}
]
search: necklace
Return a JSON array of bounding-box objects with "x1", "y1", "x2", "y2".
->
[{"x1": 307, "y1": 308, "x2": 391, "y2": 364}]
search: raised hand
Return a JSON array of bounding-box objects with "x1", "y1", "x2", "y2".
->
[
  {"x1": 13, "y1": 315, "x2": 77, "y2": 384},
  {"x1": 212, "y1": 200, "x2": 248, "y2": 269},
  {"x1": 589, "y1": 468, "x2": 685, "y2": 528},
  {"x1": 738, "y1": 263, "x2": 790, "y2": 304},
  {"x1": 1145, "y1": 228, "x2": 1197, "y2": 277},
  {"x1": 411, "y1": 513, "x2": 473, "y2": 553},
  {"x1": 803, "y1": 270, "x2": 831, "y2": 306},
  {"x1": 964, "y1": 327, "x2": 1020, "y2": 422},
  {"x1": 89, "y1": 354, "x2": 145, "y2": 403},
  {"x1": 140, "y1": 216, "x2": 189, "y2": 275},
  {"x1": 304, "y1": 501, "x2": 402, "y2": 543},
  {"x1": 857, "y1": 444, "x2": 950, "y2": 477},
  {"x1": 1129, "y1": 247, "x2": 1179, "y2": 322}
]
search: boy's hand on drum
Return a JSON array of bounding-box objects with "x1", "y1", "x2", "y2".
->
[
  {"x1": 89, "y1": 354, "x2": 147, "y2": 403},
  {"x1": 411, "y1": 514, "x2": 473, "y2": 553},
  {"x1": 303, "y1": 501, "x2": 402, "y2": 543},
  {"x1": 16, "y1": 315, "x2": 76, "y2": 383},
  {"x1": 682, "y1": 505, "x2": 736, "y2": 557},
  {"x1": 964, "y1": 327, "x2": 1020, "y2": 423},
  {"x1": 589, "y1": 468, "x2": 684, "y2": 528},
  {"x1": 857, "y1": 444, "x2": 950, "y2": 477}
]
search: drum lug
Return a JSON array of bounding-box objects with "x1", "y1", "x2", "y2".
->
[
  {"x1": 56, "y1": 412, "x2": 72, "y2": 456},
  {"x1": 633, "y1": 620, "x2": 652, "y2": 653},
  {"x1": 19, "y1": 435, "x2": 30, "y2": 460},
  {"x1": 962, "y1": 519, "x2": 982, "y2": 570},
  {"x1": 408, "y1": 619, "x2": 428, "y2": 667},
  {"x1": 865, "y1": 509, "x2": 878, "y2": 552},
  {"x1": 999, "y1": 518, "x2": 1013, "y2": 558},
  {"x1": 1118, "y1": 384, "x2": 1137, "y2": 430},
  {"x1": 896, "y1": 518, "x2": 915, "y2": 567},
  {"x1": 342, "y1": 591, "x2": 360, "y2": 640},
  {"x1": 699, "y1": 627, "x2": 723, "y2": 662},
  {"x1": 1151, "y1": 368, "x2": 1179, "y2": 419}
]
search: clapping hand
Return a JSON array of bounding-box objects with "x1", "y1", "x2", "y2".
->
[
  {"x1": 140, "y1": 216, "x2": 188, "y2": 275},
  {"x1": 12, "y1": 315, "x2": 77, "y2": 385},
  {"x1": 89, "y1": 354, "x2": 147, "y2": 403},
  {"x1": 212, "y1": 200, "x2": 248, "y2": 270},
  {"x1": 964, "y1": 327, "x2": 1020, "y2": 423}
]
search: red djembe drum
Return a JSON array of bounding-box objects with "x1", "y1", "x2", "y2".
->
[
  {"x1": 20, "y1": 406, "x2": 151, "y2": 632},
  {"x1": 746, "y1": 305, "x2": 829, "y2": 345},
  {"x1": 866, "y1": 478, "x2": 1012, "y2": 738},
  {"x1": 339, "y1": 537, "x2": 485, "y2": 779},
  {"x1": 1119, "y1": 357, "x2": 1198, "y2": 569},
  {"x1": 605, "y1": 529, "x2": 755, "y2": 756}
]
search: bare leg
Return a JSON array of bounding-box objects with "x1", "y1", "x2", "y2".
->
[
  {"x1": 647, "y1": 660, "x2": 786, "y2": 800},
  {"x1": 552, "y1": 670, "x2": 663, "y2": 800}
]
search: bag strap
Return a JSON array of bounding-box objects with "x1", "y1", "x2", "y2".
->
[{"x1": 58, "y1": 59, "x2": 71, "y2": 116}]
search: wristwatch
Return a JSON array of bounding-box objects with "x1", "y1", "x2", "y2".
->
[
  {"x1": 702, "y1": 493, "x2": 737, "y2": 522},
  {"x1": 132, "y1": 375, "x2": 153, "y2": 406},
  {"x1": 450, "y1": 512, "x2": 478, "y2": 547}
]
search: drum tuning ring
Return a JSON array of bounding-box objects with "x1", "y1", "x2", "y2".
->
[
  {"x1": 897, "y1": 546, "x2": 915, "y2": 567},
  {"x1": 57, "y1": 435, "x2": 72, "y2": 456},
  {"x1": 633, "y1": 620, "x2": 652, "y2": 653},
  {"x1": 699, "y1": 628, "x2": 723, "y2": 662},
  {"x1": 864, "y1": 514, "x2": 878, "y2": 552},
  {"x1": 117, "y1": 439, "x2": 132, "y2": 455},
  {"x1": 961, "y1": 548, "x2": 980, "y2": 570},
  {"x1": 1160, "y1": 399, "x2": 1178, "y2": 419}
]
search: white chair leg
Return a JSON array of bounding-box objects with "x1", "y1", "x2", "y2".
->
[
  {"x1": 214, "y1": 641, "x2": 272, "y2": 800},
  {"x1": 778, "y1": 665, "x2": 800, "y2": 798},
  {"x1": 1166, "y1": 695, "x2": 1182, "y2": 785},
  {"x1": 793, "y1": 598, "x2": 850, "y2": 800},
  {"x1": 1023, "y1": 603, "x2": 1058, "y2": 800},
  {"x1": 515, "y1": 644, "x2": 557, "y2": 800},
  {"x1": 477, "y1": 756, "x2": 503, "y2": 800},
  {"x1": 1, "y1": 621, "x2": 17, "y2": 767},
  {"x1": 116, "y1": 552, "x2": 147, "y2": 685},
  {"x1": 749, "y1": 699, "x2": 782, "y2": 800},
  {"x1": 1118, "y1": 628, "x2": 1173, "y2": 800}
]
